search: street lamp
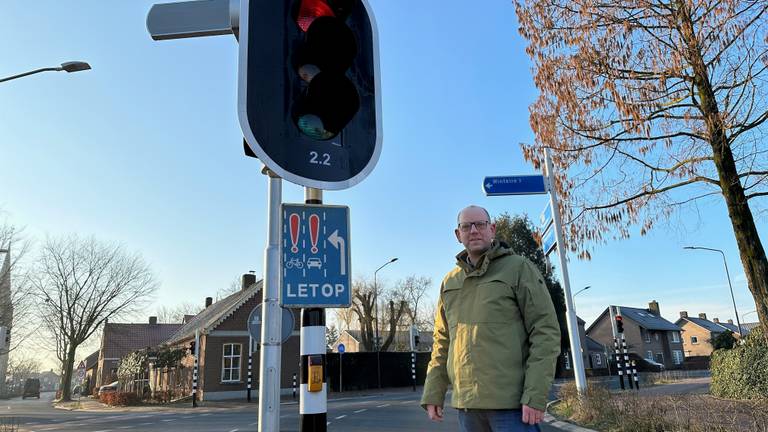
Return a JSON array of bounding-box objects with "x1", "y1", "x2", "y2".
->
[
  {"x1": 573, "y1": 286, "x2": 591, "y2": 297},
  {"x1": 684, "y1": 246, "x2": 744, "y2": 338},
  {"x1": 742, "y1": 310, "x2": 757, "y2": 321},
  {"x1": 0, "y1": 61, "x2": 91, "y2": 84},
  {"x1": 373, "y1": 257, "x2": 397, "y2": 389}
]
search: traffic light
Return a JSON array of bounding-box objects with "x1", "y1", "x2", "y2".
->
[
  {"x1": 189, "y1": 341, "x2": 196, "y2": 354},
  {"x1": 239, "y1": 0, "x2": 381, "y2": 190},
  {"x1": 615, "y1": 315, "x2": 624, "y2": 333}
]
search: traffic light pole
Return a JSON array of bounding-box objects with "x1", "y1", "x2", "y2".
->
[
  {"x1": 258, "y1": 166, "x2": 284, "y2": 432},
  {"x1": 544, "y1": 148, "x2": 588, "y2": 394},
  {"x1": 300, "y1": 188, "x2": 327, "y2": 432}
]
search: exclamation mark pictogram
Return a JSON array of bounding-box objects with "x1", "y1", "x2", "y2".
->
[
  {"x1": 309, "y1": 214, "x2": 319, "y2": 254},
  {"x1": 290, "y1": 213, "x2": 300, "y2": 253}
]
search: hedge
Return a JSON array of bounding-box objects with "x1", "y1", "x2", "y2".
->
[
  {"x1": 710, "y1": 326, "x2": 768, "y2": 399},
  {"x1": 100, "y1": 392, "x2": 140, "y2": 406}
]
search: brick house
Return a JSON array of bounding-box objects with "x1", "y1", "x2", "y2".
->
[
  {"x1": 95, "y1": 318, "x2": 183, "y2": 388},
  {"x1": 83, "y1": 350, "x2": 100, "y2": 395},
  {"x1": 675, "y1": 311, "x2": 749, "y2": 357},
  {"x1": 586, "y1": 301, "x2": 684, "y2": 369},
  {"x1": 155, "y1": 275, "x2": 301, "y2": 401},
  {"x1": 332, "y1": 329, "x2": 433, "y2": 353}
]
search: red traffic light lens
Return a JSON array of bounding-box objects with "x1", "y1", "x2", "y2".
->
[{"x1": 296, "y1": 0, "x2": 335, "y2": 32}]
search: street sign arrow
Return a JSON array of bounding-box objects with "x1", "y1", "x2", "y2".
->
[{"x1": 328, "y1": 230, "x2": 347, "y2": 276}]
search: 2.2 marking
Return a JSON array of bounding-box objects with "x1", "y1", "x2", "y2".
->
[{"x1": 309, "y1": 151, "x2": 331, "y2": 166}]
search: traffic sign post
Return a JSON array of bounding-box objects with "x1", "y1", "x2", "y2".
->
[
  {"x1": 482, "y1": 149, "x2": 588, "y2": 395},
  {"x1": 281, "y1": 204, "x2": 351, "y2": 308}
]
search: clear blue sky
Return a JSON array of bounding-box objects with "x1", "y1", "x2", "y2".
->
[{"x1": 0, "y1": 0, "x2": 762, "y2": 350}]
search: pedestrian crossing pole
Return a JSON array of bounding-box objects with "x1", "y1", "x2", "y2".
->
[
  {"x1": 631, "y1": 360, "x2": 640, "y2": 389},
  {"x1": 247, "y1": 336, "x2": 252, "y2": 402},
  {"x1": 193, "y1": 329, "x2": 200, "y2": 407},
  {"x1": 300, "y1": 188, "x2": 327, "y2": 432},
  {"x1": 609, "y1": 306, "x2": 625, "y2": 390}
]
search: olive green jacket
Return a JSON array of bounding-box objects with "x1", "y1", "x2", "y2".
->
[{"x1": 420, "y1": 241, "x2": 560, "y2": 411}]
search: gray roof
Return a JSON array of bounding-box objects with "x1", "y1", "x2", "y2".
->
[
  {"x1": 742, "y1": 322, "x2": 761, "y2": 332},
  {"x1": 715, "y1": 322, "x2": 751, "y2": 335},
  {"x1": 678, "y1": 317, "x2": 725, "y2": 333},
  {"x1": 163, "y1": 280, "x2": 262, "y2": 345},
  {"x1": 615, "y1": 306, "x2": 682, "y2": 331}
]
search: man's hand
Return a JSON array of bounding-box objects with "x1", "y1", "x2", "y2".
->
[
  {"x1": 426, "y1": 404, "x2": 443, "y2": 422},
  {"x1": 522, "y1": 404, "x2": 544, "y2": 425}
]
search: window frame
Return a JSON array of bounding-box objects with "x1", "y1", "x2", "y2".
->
[
  {"x1": 644, "y1": 330, "x2": 651, "y2": 343},
  {"x1": 646, "y1": 350, "x2": 654, "y2": 360},
  {"x1": 691, "y1": 336, "x2": 699, "y2": 345},
  {"x1": 672, "y1": 350, "x2": 683, "y2": 365},
  {"x1": 221, "y1": 343, "x2": 243, "y2": 383}
]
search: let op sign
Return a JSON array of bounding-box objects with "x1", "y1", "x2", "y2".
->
[{"x1": 281, "y1": 204, "x2": 351, "y2": 308}]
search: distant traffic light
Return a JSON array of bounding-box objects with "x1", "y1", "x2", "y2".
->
[
  {"x1": 189, "y1": 341, "x2": 196, "y2": 353},
  {"x1": 239, "y1": 0, "x2": 381, "y2": 189},
  {"x1": 615, "y1": 315, "x2": 624, "y2": 333}
]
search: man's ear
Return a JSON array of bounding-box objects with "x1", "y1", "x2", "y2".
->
[{"x1": 454, "y1": 229, "x2": 462, "y2": 243}]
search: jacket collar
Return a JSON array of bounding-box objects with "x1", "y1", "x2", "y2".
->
[{"x1": 455, "y1": 240, "x2": 511, "y2": 275}]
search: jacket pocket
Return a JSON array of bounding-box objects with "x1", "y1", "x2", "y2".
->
[{"x1": 475, "y1": 280, "x2": 519, "y2": 323}]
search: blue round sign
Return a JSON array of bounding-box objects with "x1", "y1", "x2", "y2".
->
[{"x1": 338, "y1": 343, "x2": 345, "y2": 353}]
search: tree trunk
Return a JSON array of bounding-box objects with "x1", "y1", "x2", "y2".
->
[
  {"x1": 60, "y1": 344, "x2": 77, "y2": 402},
  {"x1": 680, "y1": 2, "x2": 768, "y2": 336}
]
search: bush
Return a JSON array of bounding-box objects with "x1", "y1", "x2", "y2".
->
[
  {"x1": 711, "y1": 326, "x2": 768, "y2": 399},
  {"x1": 99, "y1": 392, "x2": 140, "y2": 406}
]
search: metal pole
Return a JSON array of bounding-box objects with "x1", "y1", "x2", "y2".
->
[
  {"x1": 543, "y1": 147, "x2": 587, "y2": 394},
  {"x1": 374, "y1": 271, "x2": 381, "y2": 389},
  {"x1": 258, "y1": 166, "x2": 283, "y2": 432},
  {"x1": 339, "y1": 352, "x2": 343, "y2": 393},
  {"x1": 300, "y1": 188, "x2": 326, "y2": 432},
  {"x1": 247, "y1": 336, "x2": 252, "y2": 402},
  {"x1": 193, "y1": 329, "x2": 200, "y2": 407},
  {"x1": 719, "y1": 251, "x2": 744, "y2": 339}
]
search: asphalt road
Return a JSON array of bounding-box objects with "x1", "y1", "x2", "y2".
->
[{"x1": 4, "y1": 390, "x2": 560, "y2": 432}]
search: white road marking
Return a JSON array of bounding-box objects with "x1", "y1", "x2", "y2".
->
[
  {"x1": 118, "y1": 426, "x2": 134, "y2": 429},
  {"x1": 335, "y1": 415, "x2": 346, "y2": 420},
  {"x1": 354, "y1": 409, "x2": 367, "y2": 413},
  {"x1": 228, "y1": 429, "x2": 239, "y2": 432},
  {"x1": 377, "y1": 403, "x2": 391, "y2": 408}
]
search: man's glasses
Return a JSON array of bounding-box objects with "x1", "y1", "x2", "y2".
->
[{"x1": 457, "y1": 221, "x2": 490, "y2": 233}]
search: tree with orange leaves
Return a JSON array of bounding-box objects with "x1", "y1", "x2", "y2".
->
[{"x1": 515, "y1": 1, "x2": 768, "y2": 330}]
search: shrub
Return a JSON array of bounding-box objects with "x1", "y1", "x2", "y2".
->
[
  {"x1": 711, "y1": 326, "x2": 768, "y2": 399},
  {"x1": 100, "y1": 391, "x2": 140, "y2": 406}
]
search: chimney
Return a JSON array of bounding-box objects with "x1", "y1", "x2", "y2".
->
[
  {"x1": 679, "y1": 311, "x2": 688, "y2": 319},
  {"x1": 728, "y1": 319, "x2": 734, "y2": 324},
  {"x1": 242, "y1": 272, "x2": 257, "y2": 291},
  {"x1": 713, "y1": 318, "x2": 720, "y2": 323},
  {"x1": 205, "y1": 297, "x2": 213, "y2": 308},
  {"x1": 149, "y1": 316, "x2": 158, "y2": 325},
  {"x1": 699, "y1": 313, "x2": 707, "y2": 320},
  {"x1": 648, "y1": 300, "x2": 660, "y2": 316}
]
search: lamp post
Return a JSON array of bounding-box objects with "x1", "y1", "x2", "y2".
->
[
  {"x1": 684, "y1": 246, "x2": 744, "y2": 338},
  {"x1": 373, "y1": 257, "x2": 397, "y2": 389},
  {"x1": 573, "y1": 286, "x2": 591, "y2": 298},
  {"x1": 742, "y1": 310, "x2": 757, "y2": 321},
  {"x1": 0, "y1": 61, "x2": 91, "y2": 83}
]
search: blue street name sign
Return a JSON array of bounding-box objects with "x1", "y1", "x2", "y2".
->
[
  {"x1": 540, "y1": 202, "x2": 553, "y2": 232},
  {"x1": 281, "y1": 204, "x2": 351, "y2": 308},
  {"x1": 542, "y1": 226, "x2": 557, "y2": 256},
  {"x1": 482, "y1": 175, "x2": 548, "y2": 196},
  {"x1": 338, "y1": 343, "x2": 345, "y2": 354}
]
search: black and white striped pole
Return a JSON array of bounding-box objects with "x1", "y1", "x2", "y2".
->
[
  {"x1": 409, "y1": 325, "x2": 417, "y2": 392},
  {"x1": 631, "y1": 360, "x2": 640, "y2": 389},
  {"x1": 192, "y1": 329, "x2": 200, "y2": 407},
  {"x1": 300, "y1": 188, "x2": 327, "y2": 432},
  {"x1": 300, "y1": 308, "x2": 326, "y2": 431},
  {"x1": 293, "y1": 373, "x2": 297, "y2": 399},
  {"x1": 609, "y1": 306, "x2": 625, "y2": 390},
  {"x1": 613, "y1": 338, "x2": 625, "y2": 390},
  {"x1": 247, "y1": 336, "x2": 252, "y2": 402}
]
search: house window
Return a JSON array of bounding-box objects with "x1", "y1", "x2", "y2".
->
[
  {"x1": 594, "y1": 354, "x2": 602, "y2": 366},
  {"x1": 673, "y1": 350, "x2": 683, "y2": 365},
  {"x1": 654, "y1": 332, "x2": 660, "y2": 341},
  {"x1": 644, "y1": 331, "x2": 651, "y2": 343},
  {"x1": 655, "y1": 353, "x2": 664, "y2": 364},
  {"x1": 222, "y1": 343, "x2": 242, "y2": 382},
  {"x1": 564, "y1": 352, "x2": 571, "y2": 370},
  {"x1": 646, "y1": 350, "x2": 654, "y2": 360},
  {"x1": 691, "y1": 336, "x2": 699, "y2": 344},
  {"x1": 671, "y1": 331, "x2": 680, "y2": 343}
]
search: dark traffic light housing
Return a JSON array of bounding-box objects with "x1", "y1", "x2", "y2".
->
[
  {"x1": 238, "y1": 0, "x2": 381, "y2": 190},
  {"x1": 615, "y1": 315, "x2": 624, "y2": 333}
]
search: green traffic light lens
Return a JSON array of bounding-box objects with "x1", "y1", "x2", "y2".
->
[{"x1": 298, "y1": 114, "x2": 335, "y2": 140}]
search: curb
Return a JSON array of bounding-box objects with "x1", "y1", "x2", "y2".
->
[{"x1": 544, "y1": 400, "x2": 598, "y2": 432}]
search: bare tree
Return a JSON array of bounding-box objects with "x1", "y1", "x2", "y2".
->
[
  {"x1": 7, "y1": 355, "x2": 40, "y2": 393},
  {"x1": 516, "y1": 0, "x2": 768, "y2": 329},
  {"x1": 350, "y1": 277, "x2": 376, "y2": 351},
  {"x1": 395, "y1": 275, "x2": 432, "y2": 328},
  {"x1": 333, "y1": 307, "x2": 357, "y2": 332},
  {"x1": 380, "y1": 298, "x2": 407, "y2": 352},
  {"x1": 156, "y1": 302, "x2": 201, "y2": 324},
  {"x1": 31, "y1": 235, "x2": 157, "y2": 401},
  {"x1": 0, "y1": 213, "x2": 37, "y2": 352}
]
